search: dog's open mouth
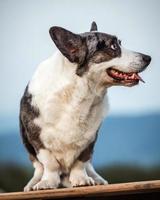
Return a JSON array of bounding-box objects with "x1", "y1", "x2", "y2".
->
[{"x1": 106, "y1": 68, "x2": 145, "y2": 84}]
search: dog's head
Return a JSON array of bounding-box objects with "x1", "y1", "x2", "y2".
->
[{"x1": 49, "y1": 22, "x2": 151, "y2": 88}]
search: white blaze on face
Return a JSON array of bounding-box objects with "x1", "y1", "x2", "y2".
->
[
  {"x1": 88, "y1": 47, "x2": 144, "y2": 78},
  {"x1": 105, "y1": 47, "x2": 143, "y2": 73}
]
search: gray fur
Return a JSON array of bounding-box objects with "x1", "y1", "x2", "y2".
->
[
  {"x1": 20, "y1": 86, "x2": 44, "y2": 160},
  {"x1": 49, "y1": 26, "x2": 87, "y2": 65},
  {"x1": 90, "y1": 21, "x2": 98, "y2": 31}
]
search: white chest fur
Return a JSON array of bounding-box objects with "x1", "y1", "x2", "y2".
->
[{"x1": 28, "y1": 51, "x2": 108, "y2": 169}]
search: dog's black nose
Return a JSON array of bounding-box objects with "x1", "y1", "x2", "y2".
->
[{"x1": 142, "y1": 55, "x2": 151, "y2": 65}]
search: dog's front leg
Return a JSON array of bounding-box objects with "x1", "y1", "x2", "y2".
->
[
  {"x1": 69, "y1": 160, "x2": 95, "y2": 187},
  {"x1": 24, "y1": 158, "x2": 43, "y2": 191},
  {"x1": 32, "y1": 149, "x2": 60, "y2": 190},
  {"x1": 86, "y1": 162, "x2": 108, "y2": 185}
]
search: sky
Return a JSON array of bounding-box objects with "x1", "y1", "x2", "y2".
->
[
  {"x1": 0, "y1": 0, "x2": 160, "y2": 118},
  {"x1": 0, "y1": 0, "x2": 160, "y2": 169}
]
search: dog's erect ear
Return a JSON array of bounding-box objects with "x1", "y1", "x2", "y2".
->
[
  {"x1": 49, "y1": 26, "x2": 86, "y2": 64},
  {"x1": 90, "y1": 21, "x2": 98, "y2": 31}
]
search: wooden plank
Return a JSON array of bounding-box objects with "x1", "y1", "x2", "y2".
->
[{"x1": 0, "y1": 180, "x2": 160, "y2": 200}]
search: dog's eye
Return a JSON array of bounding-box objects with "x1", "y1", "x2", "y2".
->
[{"x1": 110, "y1": 43, "x2": 118, "y2": 50}]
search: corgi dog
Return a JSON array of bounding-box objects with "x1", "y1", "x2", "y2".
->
[{"x1": 20, "y1": 22, "x2": 151, "y2": 191}]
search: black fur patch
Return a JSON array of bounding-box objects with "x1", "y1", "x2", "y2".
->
[{"x1": 19, "y1": 86, "x2": 44, "y2": 160}]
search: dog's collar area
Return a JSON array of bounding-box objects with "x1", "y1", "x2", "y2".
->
[{"x1": 106, "y1": 68, "x2": 145, "y2": 83}]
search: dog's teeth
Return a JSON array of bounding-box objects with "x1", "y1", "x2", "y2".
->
[
  {"x1": 120, "y1": 74, "x2": 124, "y2": 78},
  {"x1": 134, "y1": 73, "x2": 145, "y2": 83},
  {"x1": 109, "y1": 69, "x2": 145, "y2": 83}
]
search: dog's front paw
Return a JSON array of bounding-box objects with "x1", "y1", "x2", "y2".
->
[
  {"x1": 24, "y1": 185, "x2": 33, "y2": 192},
  {"x1": 32, "y1": 180, "x2": 59, "y2": 190},
  {"x1": 94, "y1": 177, "x2": 108, "y2": 185},
  {"x1": 70, "y1": 175, "x2": 95, "y2": 187}
]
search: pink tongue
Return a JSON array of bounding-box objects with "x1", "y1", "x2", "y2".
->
[{"x1": 134, "y1": 73, "x2": 145, "y2": 83}]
